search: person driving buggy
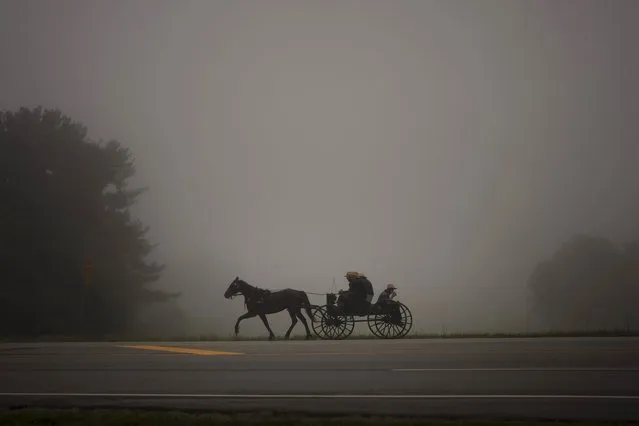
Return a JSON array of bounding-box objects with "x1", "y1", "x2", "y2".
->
[{"x1": 338, "y1": 271, "x2": 374, "y2": 313}]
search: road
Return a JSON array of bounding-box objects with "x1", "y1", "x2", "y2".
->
[{"x1": 1, "y1": 337, "x2": 639, "y2": 421}]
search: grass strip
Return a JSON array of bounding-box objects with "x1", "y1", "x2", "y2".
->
[
  {"x1": 0, "y1": 408, "x2": 633, "y2": 426},
  {"x1": 2, "y1": 330, "x2": 639, "y2": 343}
]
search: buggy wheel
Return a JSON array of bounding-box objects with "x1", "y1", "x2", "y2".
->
[
  {"x1": 367, "y1": 302, "x2": 413, "y2": 339},
  {"x1": 312, "y1": 306, "x2": 354, "y2": 340},
  {"x1": 333, "y1": 314, "x2": 355, "y2": 340},
  {"x1": 310, "y1": 305, "x2": 329, "y2": 339}
]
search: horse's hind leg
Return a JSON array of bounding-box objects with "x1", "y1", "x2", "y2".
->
[
  {"x1": 284, "y1": 308, "x2": 298, "y2": 340},
  {"x1": 296, "y1": 310, "x2": 312, "y2": 339},
  {"x1": 258, "y1": 314, "x2": 276, "y2": 341}
]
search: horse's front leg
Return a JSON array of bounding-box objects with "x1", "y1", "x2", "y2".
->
[
  {"x1": 258, "y1": 314, "x2": 276, "y2": 340},
  {"x1": 235, "y1": 312, "x2": 256, "y2": 337}
]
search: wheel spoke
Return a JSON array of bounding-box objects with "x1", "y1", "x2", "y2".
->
[{"x1": 382, "y1": 320, "x2": 393, "y2": 337}]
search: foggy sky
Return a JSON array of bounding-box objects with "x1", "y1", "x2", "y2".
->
[{"x1": 2, "y1": 0, "x2": 638, "y2": 335}]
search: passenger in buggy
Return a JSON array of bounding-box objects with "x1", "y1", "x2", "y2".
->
[
  {"x1": 376, "y1": 283, "x2": 397, "y2": 304},
  {"x1": 374, "y1": 283, "x2": 402, "y2": 320},
  {"x1": 337, "y1": 271, "x2": 375, "y2": 314}
]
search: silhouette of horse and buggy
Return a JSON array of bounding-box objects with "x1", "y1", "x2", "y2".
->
[{"x1": 223, "y1": 276, "x2": 413, "y2": 340}]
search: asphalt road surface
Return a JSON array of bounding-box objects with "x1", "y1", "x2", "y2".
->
[{"x1": 1, "y1": 337, "x2": 639, "y2": 421}]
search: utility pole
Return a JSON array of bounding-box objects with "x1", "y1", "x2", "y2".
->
[
  {"x1": 82, "y1": 256, "x2": 93, "y2": 333},
  {"x1": 525, "y1": 292, "x2": 530, "y2": 333},
  {"x1": 84, "y1": 256, "x2": 93, "y2": 286}
]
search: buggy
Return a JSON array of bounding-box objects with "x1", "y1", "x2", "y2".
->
[{"x1": 310, "y1": 290, "x2": 413, "y2": 339}]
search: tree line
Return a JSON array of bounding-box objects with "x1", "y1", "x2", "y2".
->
[
  {"x1": 528, "y1": 234, "x2": 638, "y2": 331},
  {"x1": 1, "y1": 106, "x2": 636, "y2": 338},
  {"x1": 1, "y1": 106, "x2": 178, "y2": 338}
]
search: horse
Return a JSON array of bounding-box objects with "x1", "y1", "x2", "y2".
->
[{"x1": 223, "y1": 276, "x2": 315, "y2": 340}]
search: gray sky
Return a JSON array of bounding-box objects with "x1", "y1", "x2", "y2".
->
[{"x1": 2, "y1": 0, "x2": 638, "y2": 335}]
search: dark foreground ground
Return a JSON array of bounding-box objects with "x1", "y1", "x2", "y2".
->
[
  {"x1": 1, "y1": 409, "x2": 634, "y2": 426},
  {"x1": 1, "y1": 337, "x2": 638, "y2": 422}
]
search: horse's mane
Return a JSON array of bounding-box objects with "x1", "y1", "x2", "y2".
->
[{"x1": 238, "y1": 280, "x2": 272, "y2": 311}]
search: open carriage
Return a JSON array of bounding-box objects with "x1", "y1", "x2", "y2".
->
[{"x1": 310, "y1": 291, "x2": 413, "y2": 339}]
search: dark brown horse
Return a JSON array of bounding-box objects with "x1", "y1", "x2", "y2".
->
[{"x1": 223, "y1": 276, "x2": 314, "y2": 340}]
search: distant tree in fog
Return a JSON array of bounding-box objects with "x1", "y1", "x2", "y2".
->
[
  {"x1": 0, "y1": 106, "x2": 178, "y2": 337},
  {"x1": 527, "y1": 234, "x2": 637, "y2": 330}
]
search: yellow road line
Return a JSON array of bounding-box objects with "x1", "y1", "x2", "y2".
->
[
  {"x1": 117, "y1": 345, "x2": 635, "y2": 358},
  {"x1": 118, "y1": 345, "x2": 244, "y2": 356}
]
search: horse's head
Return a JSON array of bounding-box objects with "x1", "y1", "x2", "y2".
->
[{"x1": 224, "y1": 276, "x2": 245, "y2": 299}]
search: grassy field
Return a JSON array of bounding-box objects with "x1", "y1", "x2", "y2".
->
[
  {"x1": 2, "y1": 329, "x2": 639, "y2": 343},
  {"x1": 0, "y1": 409, "x2": 632, "y2": 426}
]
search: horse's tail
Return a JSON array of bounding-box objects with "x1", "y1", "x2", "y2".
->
[{"x1": 301, "y1": 291, "x2": 314, "y2": 322}]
